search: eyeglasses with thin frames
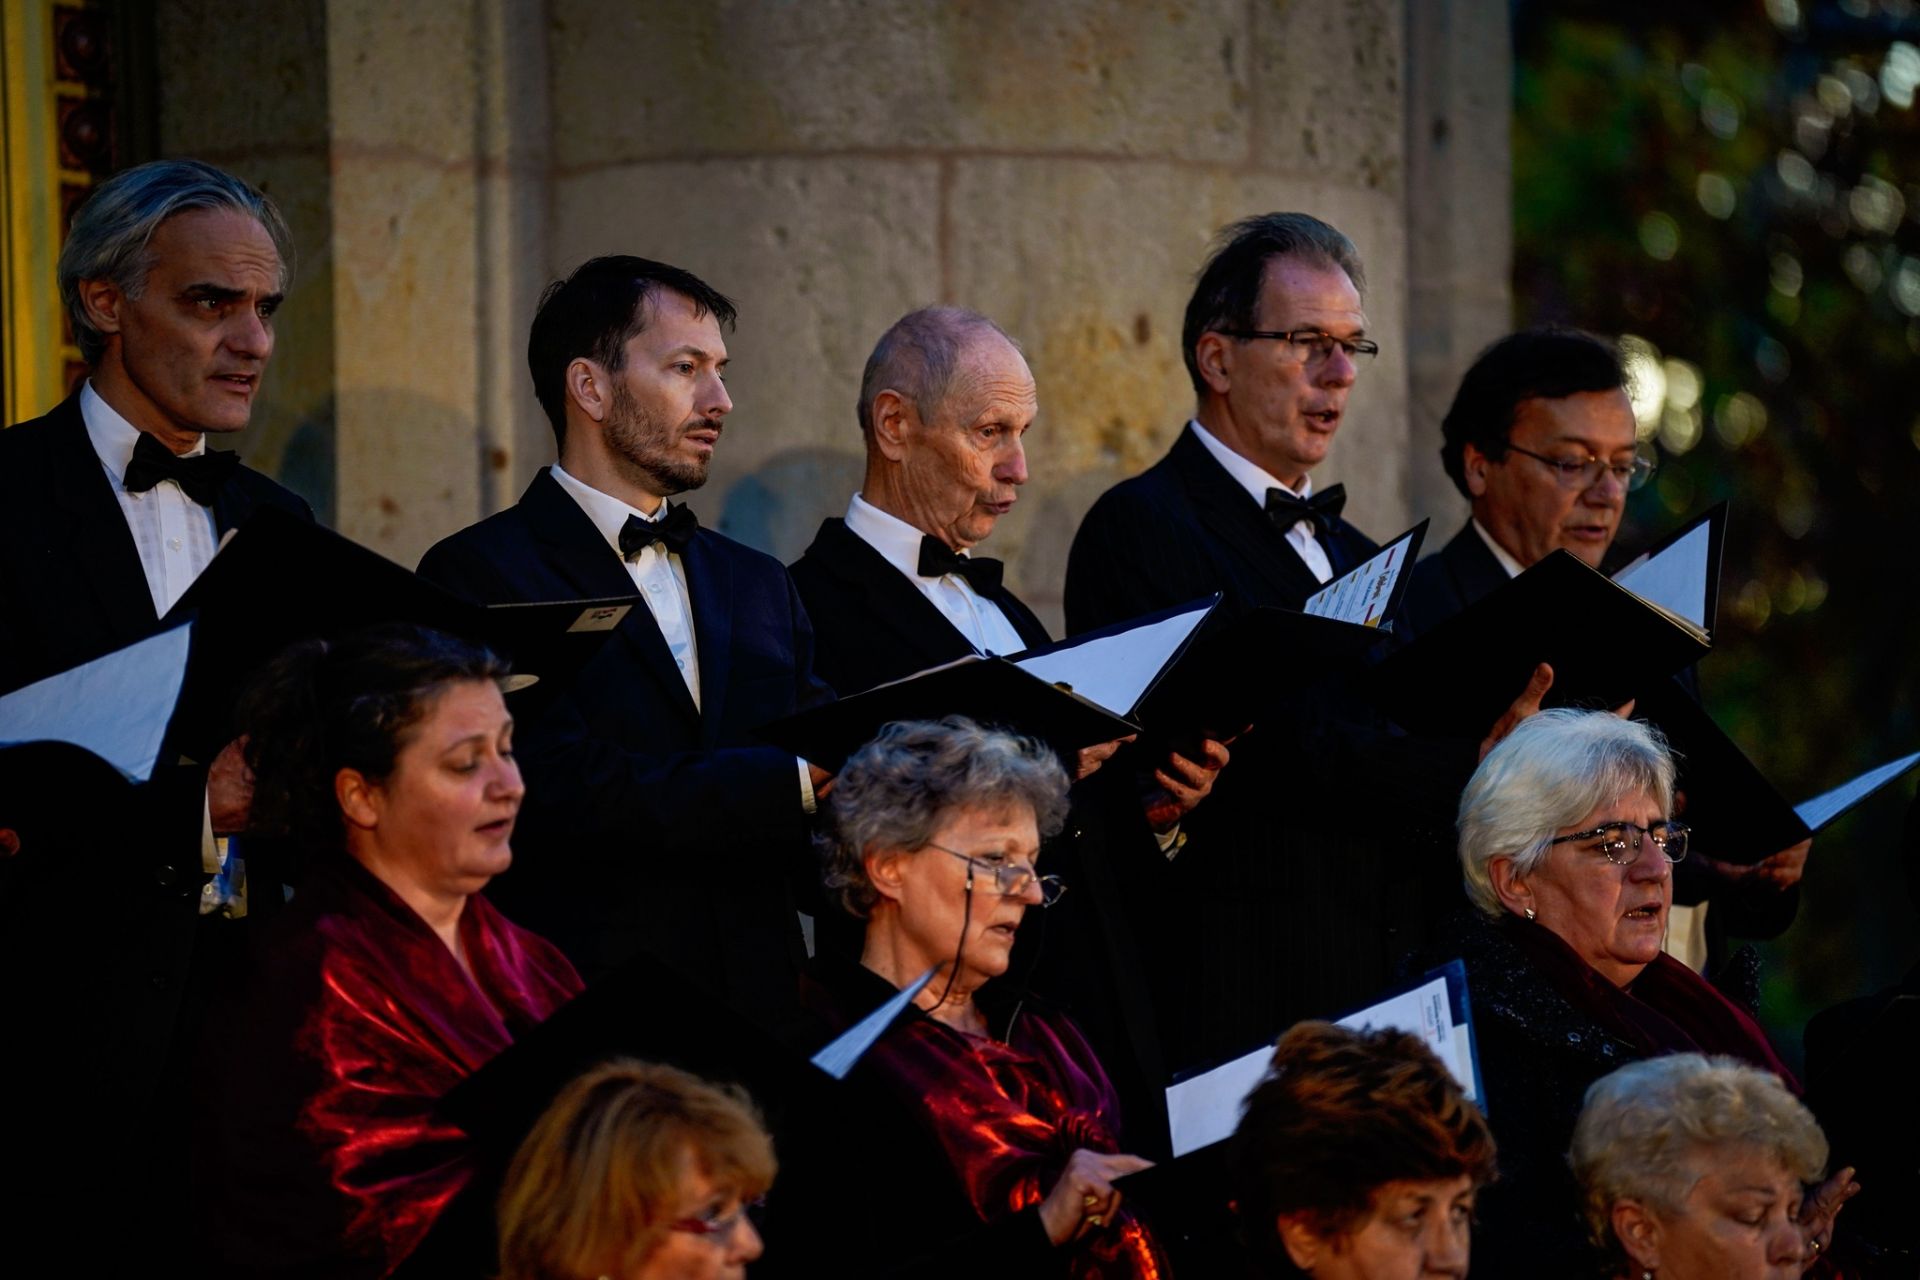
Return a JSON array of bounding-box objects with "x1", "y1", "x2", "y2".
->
[
  {"x1": 926, "y1": 843, "x2": 1067, "y2": 907},
  {"x1": 669, "y1": 1196, "x2": 766, "y2": 1242},
  {"x1": 1548, "y1": 820, "x2": 1690, "y2": 866},
  {"x1": 1503, "y1": 442, "x2": 1655, "y2": 492},
  {"x1": 1214, "y1": 327, "x2": 1380, "y2": 364}
]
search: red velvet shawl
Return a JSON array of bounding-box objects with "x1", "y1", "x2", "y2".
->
[
  {"x1": 206, "y1": 856, "x2": 582, "y2": 1276},
  {"x1": 817, "y1": 963, "x2": 1170, "y2": 1279}
]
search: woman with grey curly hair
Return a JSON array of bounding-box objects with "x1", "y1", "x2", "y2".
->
[
  {"x1": 1571, "y1": 1054, "x2": 1857, "y2": 1279},
  {"x1": 773, "y1": 716, "x2": 1167, "y2": 1277}
]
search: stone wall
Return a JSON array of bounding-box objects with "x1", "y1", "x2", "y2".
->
[{"x1": 156, "y1": 0, "x2": 1510, "y2": 623}]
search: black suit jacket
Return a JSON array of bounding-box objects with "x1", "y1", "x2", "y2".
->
[
  {"x1": 789, "y1": 515, "x2": 1175, "y2": 1151},
  {"x1": 418, "y1": 469, "x2": 832, "y2": 1029},
  {"x1": 1398, "y1": 520, "x2": 1512, "y2": 643},
  {"x1": 1064, "y1": 424, "x2": 1377, "y2": 634},
  {"x1": 0, "y1": 392, "x2": 314, "y2": 1260}
]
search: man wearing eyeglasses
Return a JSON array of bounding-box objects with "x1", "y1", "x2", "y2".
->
[
  {"x1": 1400, "y1": 327, "x2": 1645, "y2": 636},
  {"x1": 1066, "y1": 212, "x2": 1381, "y2": 627}
]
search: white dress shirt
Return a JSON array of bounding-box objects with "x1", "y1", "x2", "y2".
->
[
  {"x1": 81, "y1": 381, "x2": 220, "y2": 617},
  {"x1": 843, "y1": 494, "x2": 1031, "y2": 656},
  {"x1": 1187, "y1": 419, "x2": 1335, "y2": 584},
  {"x1": 550, "y1": 464, "x2": 815, "y2": 812},
  {"x1": 1470, "y1": 517, "x2": 1528, "y2": 579}
]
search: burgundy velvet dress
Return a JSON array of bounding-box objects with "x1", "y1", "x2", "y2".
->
[
  {"x1": 199, "y1": 855, "x2": 582, "y2": 1277},
  {"x1": 776, "y1": 956, "x2": 1169, "y2": 1279}
]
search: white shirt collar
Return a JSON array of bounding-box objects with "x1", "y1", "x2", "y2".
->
[
  {"x1": 1470, "y1": 517, "x2": 1529, "y2": 579},
  {"x1": 80, "y1": 379, "x2": 205, "y2": 481},
  {"x1": 550, "y1": 462, "x2": 666, "y2": 559},
  {"x1": 1187, "y1": 418, "x2": 1312, "y2": 508},
  {"x1": 843, "y1": 493, "x2": 954, "y2": 578}
]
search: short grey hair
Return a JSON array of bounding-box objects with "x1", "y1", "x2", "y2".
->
[
  {"x1": 855, "y1": 306, "x2": 1019, "y2": 438},
  {"x1": 1457, "y1": 708, "x2": 1675, "y2": 916},
  {"x1": 1571, "y1": 1054, "x2": 1827, "y2": 1267},
  {"x1": 819, "y1": 716, "x2": 1072, "y2": 919},
  {"x1": 58, "y1": 159, "x2": 294, "y2": 365}
]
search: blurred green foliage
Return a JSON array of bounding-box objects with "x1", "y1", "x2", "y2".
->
[{"x1": 1513, "y1": 0, "x2": 1920, "y2": 1063}]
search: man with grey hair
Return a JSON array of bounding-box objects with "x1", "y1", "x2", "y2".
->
[
  {"x1": 790, "y1": 305, "x2": 1230, "y2": 1148},
  {"x1": 0, "y1": 158, "x2": 312, "y2": 1260}
]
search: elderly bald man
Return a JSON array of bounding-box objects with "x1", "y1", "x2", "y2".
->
[{"x1": 789, "y1": 306, "x2": 1231, "y2": 1146}]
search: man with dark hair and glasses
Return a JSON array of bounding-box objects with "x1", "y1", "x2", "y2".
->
[
  {"x1": 1400, "y1": 327, "x2": 1648, "y2": 637},
  {"x1": 419, "y1": 255, "x2": 832, "y2": 1032},
  {"x1": 1066, "y1": 211, "x2": 1382, "y2": 628}
]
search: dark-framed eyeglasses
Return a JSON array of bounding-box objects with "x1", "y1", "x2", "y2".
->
[
  {"x1": 1548, "y1": 820, "x2": 1690, "y2": 866},
  {"x1": 1214, "y1": 328, "x2": 1380, "y2": 364},
  {"x1": 927, "y1": 843, "x2": 1067, "y2": 907},
  {"x1": 670, "y1": 1195, "x2": 766, "y2": 1241},
  {"x1": 1502, "y1": 442, "x2": 1655, "y2": 492}
]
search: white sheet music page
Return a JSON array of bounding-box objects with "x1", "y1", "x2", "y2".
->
[
  {"x1": 1336, "y1": 972, "x2": 1476, "y2": 1101},
  {"x1": 1794, "y1": 751, "x2": 1920, "y2": 830},
  {"x1": 1011, "y1": 601, "x2": 1211, "y2": 715},
  {"x1": 1164, "y1": 1043, "x2": 1274, "y2": 1157},
  {"x1": 1613, "y1": 520, "x2": 1712, "y2": 631},
  {"x1": 1305, "y1": 534, "x2": 1414, "y2": 627},
  {"x1": 0, "y1": 621, "x2": 193, "y2": 781}
]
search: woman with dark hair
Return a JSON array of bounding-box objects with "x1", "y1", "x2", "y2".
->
[
  {"x1": 770, "y1": 716, "x2": 1164, "y2": 1278},
  {"x1": 198, "y1": 625, "x2": 583, "y2": 1277},
  {"x1": 1232, "y1": 1021, "x2": 1497, "y2": 1279}
]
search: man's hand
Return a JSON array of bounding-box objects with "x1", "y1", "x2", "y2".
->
[
  {"x1": 1796, "y1": 1165, "x2": 1859, "y2": 1267},
  {"x1": 1479, "y1": 663, "x2": 1554, "y2": 763},
  {"x1": 1696, "y1": 838, "x2": 1812, "y2": 893},
  {"x1": 208, "y1": 736, "x2": 254, "y2": 837},
  {"x1": 1075, "y1": 734, "x2": 1136, "y2": 782},
  {"x1": 1144, "y1": 737, "x2": 1233, "y2": 832},
  {"x1": 1037, "y1": 1148, "x2": 1154, "y2": 1245}
]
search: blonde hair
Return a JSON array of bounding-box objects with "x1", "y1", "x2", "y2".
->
[
  {"x1": 1571, "y1": 1054, "x2": 1826, "y2": 1266},
  {"x1": 497, "y1": 1059, "x2": 776, "y2": 1280}
]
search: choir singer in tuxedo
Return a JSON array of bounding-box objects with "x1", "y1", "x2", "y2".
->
[
  {"x1": 419, "y1": 257, "x2": 832, "y2": 1032},
  {"x1": 789, "y1": 306, "x2": 1230, "y2": 1143}
]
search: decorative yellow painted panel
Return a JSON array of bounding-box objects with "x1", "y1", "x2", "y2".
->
[{"x1": 0, "y1": 0, "x2": 66, "y2": 426}]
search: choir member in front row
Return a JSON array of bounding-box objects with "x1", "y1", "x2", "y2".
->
[
  {"x1": 1231, "y1": 1021, "x2": 1497, "y2": 1280},
  {"x1": 497, "y1": 1060, "x2": 775, "y2": 1280},
  {"x1": 769, "y1": 717, "x2": 1167, "y2": 1277},
  {"x1": 1420, "y1": 709, "x2": 1832, "y2": 1279},
  {"x1": 1572, "y1": 1055, "x2": 1853, "y2": 1280},
  {"x1": 197, "y1": 626, "x2": 582, "y2": 1277},
  {"x1": 419, "y1": 256, "x2": 832, "y2": 1034}
]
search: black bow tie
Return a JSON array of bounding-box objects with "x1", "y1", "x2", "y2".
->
[
  {"x1": 917, "y1": 535, "x2": 1004, "y2": 593},
  {"x1": 1264, "y1": 483, "x2": 1346, "y2": 537},
  {"x1": 122, "y1": 432, "x2": 240, "y2": 507},
  {"x1": 618, "y1": 503, "x2": 698, "y2": 558}
]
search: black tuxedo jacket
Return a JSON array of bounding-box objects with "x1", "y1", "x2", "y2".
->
[
  {"x1": 789, "y1": 514, "x2": 1173, "y2": 1152},
  {"x1": 0, "y1": 392, "x2": 314, "y2": 1257},
  {"x1": 418, "y1": 469, "x2": 832, "y2": 1027},
  {"x1": 1064, "y1": 424, "x2": 1377, "y2": 635},
  {"x1": 1398, "y1": 520, "x2": 1512, "y2": 643}
]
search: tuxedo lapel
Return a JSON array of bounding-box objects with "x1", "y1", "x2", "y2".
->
[
  {"x1": 1169, "y1": 428, "x2": 1325, "y2": 606},
  {"x1": 680, "y1": 528, "x2": 734, "y2": 748},
  {"x1": 521, "y1": 470, "x2": 701, "y2": 729},
  {"x1": 813, "y1": 519, "x2": 989, "y2": 667},
  {"x1": 42, "y1": 398, "x2": 159, "y2": 646},
  {"x1": 1441, "y1": 522, "x2": 1512, "y2": 611}
]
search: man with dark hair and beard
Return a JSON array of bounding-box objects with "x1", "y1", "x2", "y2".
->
[{"x1": 419, "y1": 256, "x2": 831, "y2": 1031}]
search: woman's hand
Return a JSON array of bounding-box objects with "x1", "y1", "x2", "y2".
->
[
  {"x1": 1797, "y1": 1165, "x2": 1859, "y2": 1269},
  {"x1": 1038, "y1": 1148, "x2": 1154, "y2": 1245}
]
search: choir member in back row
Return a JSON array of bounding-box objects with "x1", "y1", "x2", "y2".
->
[
  {"x1": 0, "y1": 158, "x2": 314, "y2": 1266},
  {"x1": 419, "y1": 256, "x2": 833, "y2": 1033},
  {"x1": 789, "y1": 304, "x2": 1231, "y2": 1139}
]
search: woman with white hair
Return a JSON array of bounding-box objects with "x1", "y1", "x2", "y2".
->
[
  {"x1": 1572, "y1": 1054, "x2": 1856, "y2": 1279},
  {"x1": 1419, "y1": 709, "x2": 1801, "y2": 1278}
]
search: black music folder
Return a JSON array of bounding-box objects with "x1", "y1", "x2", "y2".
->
[
  {"x1": 1610, "y1": 501, "x2": 1727, "y2": 639},
  {"x1": 1371, "y1": 549, "x2": 1712, "y2": 739},
  {"x1": 1637, "y1": 679, "x2": 1920, "y2": 860},
  {"x1": 159, "y1": 506, "x2": 636, "y2": 760},
  {"x1": 758, "y1": 598, "x2": 1217, "y2": 770}
]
